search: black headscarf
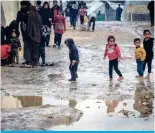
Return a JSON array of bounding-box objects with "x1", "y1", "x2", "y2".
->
[
  {"x1": 39, "y1": 2, "x2": 51, "y2": 27},
  {"x1": 43, "y1": 1, "x2": 50, "y2": 9}
]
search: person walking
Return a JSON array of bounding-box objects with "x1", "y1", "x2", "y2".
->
[
  {"x1": 148, "y1": 0, "x2": 154, "y2": 27},
  {"x1": 27, "y1": 5, "x2": 42, "y2": 67},
  {"x1": 16, "y1": 1, "x2": 31, "y2": 66},
  {"x1": 116, "y1": 4, "x2": 122, "y2": 21},
  {"x1": 39, "y1": 1, "x2": 52, "y2": 47}
]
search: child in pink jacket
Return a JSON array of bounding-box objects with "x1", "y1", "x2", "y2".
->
[{"x1": 104, "y1": 35, "x2": 124, "y2": 81}]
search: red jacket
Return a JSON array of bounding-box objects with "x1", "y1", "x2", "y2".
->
[
  {"x1": 54, "y1": 15, "x2": 66, "y2": 34},
  {"x1": 104, "y1": 44, "x2": 121, "y2": 61},
  {"x1": 1, "y1": 44, "x2": 11, "y2": 59}
]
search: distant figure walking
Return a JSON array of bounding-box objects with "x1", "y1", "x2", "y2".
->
[
  {"x1": 148, "y1": 0, "x2": 154, "y2": 27},
  {"x1": 116, "y1": 4, "x2": 122, "y2": 21}
]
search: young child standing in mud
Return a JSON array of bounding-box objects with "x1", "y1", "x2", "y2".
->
[
  {"x1": 143, "y1": 30, "x2": 154, "y2": 79},
  {"x1": 134, "y1": 38, "x2": 146, "y2": 78},
  {"x1": 10, "y1": 30, "x2": 21, "y2": 64},
  {"x1": 65, "y1": 38, "x2": 79, "y2": 82},
  {"x1": 104, "y1": 35, "x2": 124, "y2": 81},
  {"x1": 53, "y1": 10, "x2": 66, "y2": 49}
]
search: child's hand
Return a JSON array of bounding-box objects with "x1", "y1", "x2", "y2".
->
[{"x1": 117, "y1": 58, "x2": 120, "y2": 62}]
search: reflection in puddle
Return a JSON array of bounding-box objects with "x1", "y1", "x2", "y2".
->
[
  {"x1": 52, "y1": 98, "x2": 154, "y2": 130},
  {"x1": 1, "y1": 93, "x2": 154, "y2": 119},
  {"x1": 1, "y1": 93, "x2": 154, "y2": 130}
]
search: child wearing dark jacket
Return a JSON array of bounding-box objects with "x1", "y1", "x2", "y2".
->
[
  {"x1": 10, "y1": 30, "x2": 21, "y2": 64},
  {"x1": 65, "y1": 38, "x2": 79, "y2": 82},
  {"x1": 143, "y1": 30, "x2": 154, "y2": 79}
]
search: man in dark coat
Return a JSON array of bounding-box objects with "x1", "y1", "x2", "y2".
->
[
  {"x1": 116, "y1": 4, "x2": 123, "y2": 21},
  {"x1": 65, "y1": 38, "x2": 79, "y2": 82},
  {"x1": 27, "y1": 5, "x2": 42, "y2": 67},
  {"x1": 148, "y1": 0, "x2": 154, "y2": 26},
  {"x1": 16, "y1": 1, "x2": 31, "y2": 66}
]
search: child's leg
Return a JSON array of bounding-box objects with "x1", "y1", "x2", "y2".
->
[
  {"x1": 46, "y1": 34, "x2": 51, "y2": 46},
  {"x1": 88, "y1": 20, "x2": 91, "y2": 29},
  {"x1": 40, "y1": 47, "x2": 45, "y2": 64},
  {"x1": 143, "y1": 59, "x2": 147, "y2": 72},
  {"x1": 113, "y1": 59, "x2": 123, "y2": 77},
  {"x1": 109, "y1": 60, "x2": 113, "y2": 79},
  {"x1": 92, "y1": 18, "x2": 96, "y2": 31},
  {"x1": 80, "y1": 16, "x2": 82, "y2": 25},
  {"x1": 12, "y1": 50, "x2": 15, "y2": 63},
  {"x1": 14, "y1": 49, "x2": 19, "y2": 64},
  {"x1": 75, "y1": 63, "x2": 78, "y2": 78},
  {"x1": 57, "y1": 34, "x2": 62, "y2": 47},
  {"x1": 54, "y1": 33, "x2": 57, "y2": 46},
  {"x1": 136, "y1": 59, "x2": 144, "y2": 76},
  {"x1": 147, "y1": 58, "x2": 152, "y2": 74},
  {"x1": 82, "y1": 16, "x2": 84, "y2": 25},
  {"x1": 8, "y1": 52, "x2": 13, "y2": 65},
  {"x1": 69, "y1": 63, "x2": 76, "y2": 80}
]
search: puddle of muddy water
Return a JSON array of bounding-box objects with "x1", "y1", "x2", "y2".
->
[
  {"x1": 52, "y1": 99, "x2": 154, "y2": 130},
  {"x1": 1, "y1": 96, "x2": 154, "y2": 118},
  {"x1": 1, "y1": 94, "x2": 154, "y2": 130}
]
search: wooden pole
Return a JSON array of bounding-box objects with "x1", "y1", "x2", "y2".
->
[{"x1": 129, "y1": 4, "x2": 133, "y2": 22}]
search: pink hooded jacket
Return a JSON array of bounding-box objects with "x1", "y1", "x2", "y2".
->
[{"x1": 104, "y1": 44, "x2": 121, "y2": 61}]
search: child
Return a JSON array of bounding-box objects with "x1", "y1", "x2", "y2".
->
[
  {"x1": 88, "y1": 12, "x2": 96, "y2": 32},
  {"x1": 65, "y1": 38, "x2": 79, "y2": 82},
  {"x1": 78, "y1": 5, "x2": 87, "y2": 29},
  {"x1": 1, "y1": 40, "x2": 11, "y2": 66},
  {"x1": 10, "y1": 30, "x2": 21, "y2": 64},
  {"x1": 134, "y1": 38, "x2": 146, "y2": 78},
  {"x1": 53, "y1": 10, "x2": 66, "y2": 49},
  {"x1": 143, "y1": 30, "x2": 154, "y2": 79},
  {"x1": 104, "y1": 35, "x2": 124, "y2": 81}
]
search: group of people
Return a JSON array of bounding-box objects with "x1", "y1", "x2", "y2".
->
[
  {"x1": 67, "y1": 1, "x2": 98, "y2": 31},
  {"x1": 1, "y1": 1, "x2": 154, "y2": 82},
  {"x1": 1, "y1": 0, "x2": 67, "y2": 68},
  {"x1": 103, "y1": 29, "x2": 154, "y2": 81}
]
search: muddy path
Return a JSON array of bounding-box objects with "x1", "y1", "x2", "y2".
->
[{"x1": 1, "y1": 21, "x2": 154, "y2": 130}]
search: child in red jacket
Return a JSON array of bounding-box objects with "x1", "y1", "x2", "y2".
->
[
  {"x1": 1, "y1": 41, "x2": 11, "y2": 66},
  {"x1": 104, "y1": 35, "x2": 124, "y2": 81},
  {"x1": 53, "y1": 10, "x2": 66, "y2": 49}
]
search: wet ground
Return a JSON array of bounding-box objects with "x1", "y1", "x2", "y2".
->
[{"x1": 1, "y1": 21, "x2": 154, "y2": 130}]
